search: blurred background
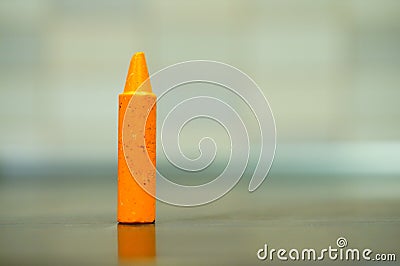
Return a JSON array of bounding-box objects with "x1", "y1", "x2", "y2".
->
[
  {"x1": 0, "y1": 1, "x2": 399, "y2": 265},
  {"x1": 1, "y1": 0, "x2": 399, "y2": 180}
]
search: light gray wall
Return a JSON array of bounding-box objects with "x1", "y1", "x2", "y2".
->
[{"x1": 1, "y1": 0, "x2": 399, "y2": 177}]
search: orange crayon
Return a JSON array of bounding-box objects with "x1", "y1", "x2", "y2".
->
[{"x1": 118, "y1": 52, "x2": 156, "y2": 223}]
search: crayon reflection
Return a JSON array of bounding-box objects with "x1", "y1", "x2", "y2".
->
[{"x1": 117, "y1": 224, "x2": 156, "y2": 262}]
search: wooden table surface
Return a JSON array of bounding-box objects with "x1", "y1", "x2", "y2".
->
[{"x1": 0, "y1": 175, "x2": 399, "y2": 265}]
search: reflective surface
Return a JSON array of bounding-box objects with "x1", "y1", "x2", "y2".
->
[{"x1": 0, "y1": 176, "x2": 399, "y2": 265}]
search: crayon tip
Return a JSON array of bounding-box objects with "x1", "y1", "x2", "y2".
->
[{"x1": 124, "y1": 52, "x2": 151, "y2": 93}]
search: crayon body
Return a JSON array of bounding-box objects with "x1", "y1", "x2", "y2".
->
[{"x1": 117, "y1": 52, "x2": 156, "y2": 223}]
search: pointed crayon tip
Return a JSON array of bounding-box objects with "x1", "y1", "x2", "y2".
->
[{"x1": 124, "y1": 52, "x2": 151, "y2": 93}]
